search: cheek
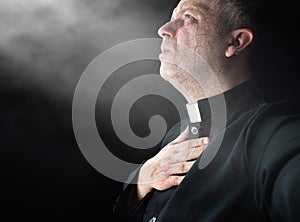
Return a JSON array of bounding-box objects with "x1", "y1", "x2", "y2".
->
[
  {"x1": 177, "y1": 28, "x2": 215, "y2": 57},
  {"x1": 176, "y1": 28, "x2": 198, "y2": 48}
]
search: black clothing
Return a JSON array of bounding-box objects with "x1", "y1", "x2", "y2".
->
[{"x1": 114, "y1": 80, "x2": 300, "y2": 222}]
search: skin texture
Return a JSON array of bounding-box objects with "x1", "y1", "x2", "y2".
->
[
  {"x1": 137, "y1": 0, "x2": 254, "y2": 200},
  {"x1": 158, "y1": 0, "x2": 253, "y2": 103},
  {"x1": 137, "y1": 128, "x2": 209, "y2": 200}
]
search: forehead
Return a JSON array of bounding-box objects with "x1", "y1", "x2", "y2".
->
[{"x1": 173, "y1": 0, "x2": 212, "y2": 15}]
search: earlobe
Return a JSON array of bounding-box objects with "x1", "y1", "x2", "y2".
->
[
  {"x1": 225, "y1": 46, "x2": 237, "y2": 57},
  {"x1": 225, "y1": 28, "x2": 254, "y2": 58}
]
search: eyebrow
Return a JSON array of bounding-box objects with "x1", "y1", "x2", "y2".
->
[
  {"x1": 172, "y1": 3, "x2": 211, "y2": 20},
  {"x1": 189, "y1": 3, "x2": 211, "y2": 13}
]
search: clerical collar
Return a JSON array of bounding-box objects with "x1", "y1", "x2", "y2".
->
[
  {"x1": 186, "y1": 103, "x2": 202, "y2": 123},
  {"x1": 185, "y1": 80, "x2": 264, "y2": 126}
]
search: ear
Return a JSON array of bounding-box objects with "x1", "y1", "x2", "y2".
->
[{"x1": 225, "y1": 28, "x2": 254, "y2": 58}]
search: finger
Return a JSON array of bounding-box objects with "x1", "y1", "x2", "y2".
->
[
  {"x1": 166, "y1": 146, "x2": 205, "y2": 164},
  {"x1": 200, "y1": 137, "x2": 210, "y2": 145},
  {"x1": 152, "y1": 157, "x2": 194, "y2": 177},
  {"x1": 186, "y1": 146, "x2": 206, "y2": 160},
  {"x1": 162, "y1": 175, "x2": 185, "y2": 187},
  {"x1": 173, "y1": 137, "x2": 209, "y2": 152},
  {"x1": 188, "y1": 137, "x2": 209, "y2": 147},
  {"x1": 167, "y1": 161, "x2": 195, "y2": 175},
  {"x1": 170, "y1": 126, "x2": 189, "y2": 144},
  {"x1": 150, "y1": 161, "x2": 170, "y2": 177},
  {"x1": 157, "y1": 146, "x2": 206, "y2": 166}
]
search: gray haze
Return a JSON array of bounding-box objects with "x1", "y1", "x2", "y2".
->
[{"x1": 0, "y1": 0, "x2": 176, "y2": 99}]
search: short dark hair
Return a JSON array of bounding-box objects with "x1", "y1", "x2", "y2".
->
[{"x1": 212, "y1": 0, "x2": 261, "y2": 35}]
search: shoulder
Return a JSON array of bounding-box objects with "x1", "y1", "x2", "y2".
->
[
  {"x1": 243, "y1": 100, "x2": 300, "y2": 217},
  {"x1": 244, "y1": 99, "x2": 300, "y2": 174},
  {"x1": 244, "y1": 99, "x2": 300, "y2": 140},
  {"x1": 245, "y1": 99, "x2": 300, "y2": 184},
  {"x1": 246, "y1": 99, "x2": 300, "y2": 154}
]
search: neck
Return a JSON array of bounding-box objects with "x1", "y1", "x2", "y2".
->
[{"x1": 184, "y1": 75, "x2": 251, "y2": 104}]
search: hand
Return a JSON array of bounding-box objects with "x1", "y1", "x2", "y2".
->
[{"x1": 136, "y1": 127, "x2": 209, "y2": 200}]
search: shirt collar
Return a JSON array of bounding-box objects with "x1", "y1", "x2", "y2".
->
[{"x1": 186, "y1": 80, "x2": 264, "y2": 124}]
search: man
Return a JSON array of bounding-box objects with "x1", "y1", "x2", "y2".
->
[{"x1": 114, "y1": 0, "x2": 300, "y2": 221}]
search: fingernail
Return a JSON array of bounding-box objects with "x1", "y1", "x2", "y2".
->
[{"x1": 204, "y1": 137, "x2": 209, "y2": 144}]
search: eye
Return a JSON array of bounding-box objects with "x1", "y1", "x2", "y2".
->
[{"x1": 184, "y1": 14, "x2": 195, "y2": 20}]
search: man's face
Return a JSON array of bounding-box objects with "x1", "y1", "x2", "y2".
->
[{"x1": 158, "y1": 0, "x2": 225, "y2": 92}]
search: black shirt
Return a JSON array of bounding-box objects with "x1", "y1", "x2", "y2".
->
[{"x1": 114, "y1": 80, "x2": 300, "y2": 222}]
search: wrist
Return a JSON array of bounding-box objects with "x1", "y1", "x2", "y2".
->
[
  {"x1": 136, "y1": 164, "x2": 153, "y2": 200},
  {"x1": 136, "y1": 183, "x2": 152, "y2": 200}
]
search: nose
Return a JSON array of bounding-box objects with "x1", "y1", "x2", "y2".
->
[{"x1": 158, "y1": 21, "x2": 177, "y2": 38}]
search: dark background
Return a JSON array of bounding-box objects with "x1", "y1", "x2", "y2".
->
[
  {"x1": 1, "y1": 0, "x2": 299, "y2": 220},
  {"x1": 1, "y1": 0, "x2": 181, "y2": 220}
]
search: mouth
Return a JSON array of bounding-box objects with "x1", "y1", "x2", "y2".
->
[
  {"x1": 161, "y1": 44, "x2": 171, "y2": 53},
  {"x1": 160, "y1": 40, "x2": 175, "y2": 54},
  {"x1": 160, "y1": 46, "x2": 171, "y2": 54}
]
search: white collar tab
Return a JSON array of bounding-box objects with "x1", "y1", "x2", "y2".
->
[{"x1": 186, "y1": 103, "x2": 202, "y2": 123}]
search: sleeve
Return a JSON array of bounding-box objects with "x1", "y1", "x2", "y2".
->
[
  {"x1": 270, "y1": 153, "x2": 300, "y2": 222},
  {"x1": 247, "y1": 109, "x2": 300, "y2": 222},
  {"x1": 267, "y1": 115, "x2": 300, "y2": 222},
  {"x1": 113, "y1": 165, "x2": 153, "y2": 222}
]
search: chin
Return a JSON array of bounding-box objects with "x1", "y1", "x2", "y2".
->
[{"x1": 159, "y1": 63, "x2": 177, "y2": 81}]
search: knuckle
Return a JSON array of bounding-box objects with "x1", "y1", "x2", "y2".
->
[
  {"x1": 173, "y1": 177, "x2": 179, "y2": 185},
  {"x1": 192, "y1": 139, "x2": 198, "y2": 147},
  {"x1": 198, "y1": 138, "x2": 203, "y2": 146},
  {"x1": 161, "y1": 145, "x2": 170, "y2": 153},
  {"x1": 178, "y1": 140, "x2": 186, "y2": 149},
  {"x1": 194, "y1": 138, "x2": 202, "y2": 146},
  {"x1": 161, "y1": 156, "x2": 170, "y2": 163},
  {"x1": 173, "y1": 143, "x2": 180, "y2": 151},
  {"x1": 181, "y1": 163, "x2": 186, "y2": 172},
  {"x1": 167, "y1": 143, "x2": 176, "y2": 152},
  {"x1": 188, "y1": 140, "x2": 192, "y2": 148},
  {"x1": 172, "y1": 154, "x2": 180, "y2": 162}
]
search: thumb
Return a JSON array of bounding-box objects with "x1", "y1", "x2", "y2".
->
[{"x1": 171, "y1": 126, "x2": 189, "y2": 144}]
